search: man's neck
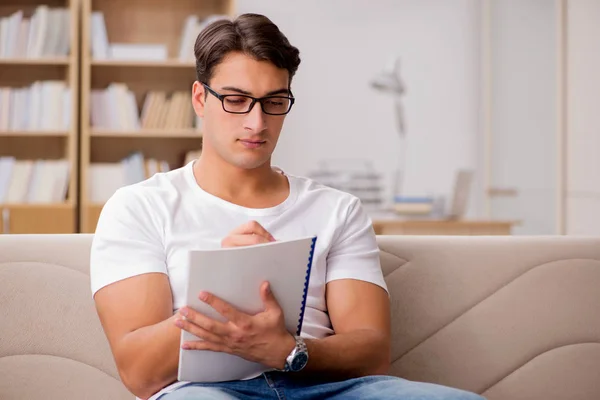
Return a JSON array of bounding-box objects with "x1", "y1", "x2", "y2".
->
[{"x1": 193, "y1": 151, "x2": 288, "y2": 208}]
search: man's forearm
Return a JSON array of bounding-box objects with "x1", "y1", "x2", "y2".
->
[
  {"x1": 116, "y1": 315, "x2": 180, "y2": 399},
  {"x1": 300, "y1": 329, "x2": 391, "y2": 380}
]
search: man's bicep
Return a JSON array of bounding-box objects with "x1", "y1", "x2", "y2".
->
[
  {"x1": 94, "y1": 272, "x2": 174, "y2": 347},
  {"x1": 326, "y1": 279, "x2": 390, "y2": 336},
  {"x1": 325, "y1": 196, "x2": 390, "y2": 335},
  {"x1": 90, "y1": 188, "x2": 168, "y2": 295}
]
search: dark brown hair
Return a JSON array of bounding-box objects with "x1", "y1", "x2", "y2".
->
[{"x1": 194, "y1": 13, "x2": 301, "y2": 87}]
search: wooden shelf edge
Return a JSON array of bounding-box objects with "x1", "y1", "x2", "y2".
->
[
  {"x1": 0, "y1": 130, "x2": 69, "y2": 137},
  {"x1": 372, "y1": 219, "x2": 517, "y2": 226},
  {"x1": 86, "y1": 203, "x2": 106, "y2": 208},
  {"x1": 90, "y1": 129, "x2": 203, "y2": 138},
  {"x1": 91, "y1": 59, "x2": 196, "y2": 68},
  {"x1": 0, "y1": 57, "x2": 70, "y2": 66},
  {"x1": 1, "y1": 203, "x2": 74, "y2": 209}
]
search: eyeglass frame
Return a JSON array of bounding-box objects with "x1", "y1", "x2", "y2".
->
[{"x1": 201, "y1": 82, "x2": 296, "y2": 115}]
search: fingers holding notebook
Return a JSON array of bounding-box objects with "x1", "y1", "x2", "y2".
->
[
  {"x1": 177, "y1": 281, "x2": 294, "y2": 370},
  {"x1": 221, "y1": 220, "x2": 276, "y2": 248}
]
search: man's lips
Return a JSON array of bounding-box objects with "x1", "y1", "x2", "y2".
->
[{"x1": 238, "y1": 139, "x2": 266, "y2": 149}]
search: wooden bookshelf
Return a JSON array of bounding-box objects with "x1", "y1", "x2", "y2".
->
[
  {"x1": 0, "y1": 0, "x2": 80, "y2": 234},
  {"x1": 80, "y1": 0, "x2": 235, "y2": 232},
  {"x1": 0, "y1": 204, "x2": 76, "y2": 234}
]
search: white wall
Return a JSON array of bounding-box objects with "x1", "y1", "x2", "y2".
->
[
  {"x1": 567, "y1": 0, "x2": 600, "y2": 235},
  {"x1": 236, "y1": 0, "x2": 483, "y2": 215},
  {"x1": 487, "y1": 0, "x2": 558, "y2": 235}
]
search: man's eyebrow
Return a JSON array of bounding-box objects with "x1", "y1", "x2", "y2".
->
[
  {"x1": 220, "y1": 86, "x2": 291, "y2": 97},
  {"x1": 265, "y1": 88, "x2": 291, "y2": 96},
  {"x1": 221, "y1": 86, "x2": 252, "y2": 95}
]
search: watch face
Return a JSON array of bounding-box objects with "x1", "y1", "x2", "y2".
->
[{"x1": 291, "y1": 352, "x2": 308, "y2": 371}]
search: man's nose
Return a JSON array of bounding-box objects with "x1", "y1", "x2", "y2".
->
[{"x1": 243, "y1": 101, "x2": 267, "y2": 132}]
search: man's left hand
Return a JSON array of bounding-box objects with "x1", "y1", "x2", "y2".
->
[{"x1": 174, "y1": 281, "x2": 295, "y2": 370}]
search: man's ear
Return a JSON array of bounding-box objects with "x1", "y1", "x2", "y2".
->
[{"x1": 192, "y1": 81, "x2": 206, "y2": 118}]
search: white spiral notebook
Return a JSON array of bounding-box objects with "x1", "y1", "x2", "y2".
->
[{"x1": 177, "y1": 235, "x2": 317, "y2": 383}]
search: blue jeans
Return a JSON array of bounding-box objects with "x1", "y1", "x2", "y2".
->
[{"x1": 157, "y1": 372, "x2": 485, "y2": 400}]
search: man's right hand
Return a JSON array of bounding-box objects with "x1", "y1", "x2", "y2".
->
[
  {"x1": 221, "y1": 220, "x2": 275, "y2": 248},
  {"x1": 172, "y1": 220, "x2": 286, "y2": 367}
]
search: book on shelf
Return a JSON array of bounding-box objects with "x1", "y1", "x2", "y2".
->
[
  {"x1": 178, "y1": 14, "x2": 230, "y2": 62},
  {"x1": 88, "y1": 152, "x2": 166, "y2": 203},
  {"x1": 91, "y1": 84, "x2": 198, "y2": 132},
  {"x1": 0, "y1": 6, "x2": 70, "y2": 59},
  {"x1": 90, "y1": 11, "x2": 228, "y2": 62},
  {"x1": 91, "y1": 83, "x2": 140, "y2": 131},
  {"x1": 109, "y1": 43, "x2": 168, "y2": 61},
  {"x1": 0, "y1": 157, "x2": 69, "y2": 204},
  {"x1": 392, "y1": 196, "x2": 435, "y2": 216},
  {"x1": 88, "y1": 150, "x2": 201, "y2": 203},
  {"x1": 0, "y1": 82, "x2": 71, "y2": 131},
  {"x1": 90, "y1": 11, "x2": 109, "y2": 60},
  {"x1": 90, "y1": 11, "x2": 168, "y2": 62}
]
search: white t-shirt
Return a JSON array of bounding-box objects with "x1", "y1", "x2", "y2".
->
[{"x1": 90, "y1": 160, "x2": 388, "y2": 399}]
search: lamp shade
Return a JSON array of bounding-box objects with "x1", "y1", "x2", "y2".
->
[{"x1": 370, "y1": 56, "x2": 405, "y2": 95}]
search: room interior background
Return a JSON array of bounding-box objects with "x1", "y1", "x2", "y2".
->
[{"x1": 0, "y1": 0, "x2": 598, "y2": 236}]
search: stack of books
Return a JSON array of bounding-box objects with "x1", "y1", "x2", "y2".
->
[
  {"x1": 88, "y1": 149, "x2": 200, "y2": 203},
  {"x1": 140, "y1": 91, "x2": 196, "y2": 130},
  {"x1": 90, "y1": 83, "x2": 139, "y2": 131},
  {"x1": 90, "y1": 84, "x2": 197, "y2": 131},
  {"x1": 0, "y1": 157, "x2": 69, "y2": 204},
  {"x1": 0, "y1": 6, "x2": 71, "y2": 59},
  {"x1": 0, "y1": 82, "x2": 71, "y2": 131}
]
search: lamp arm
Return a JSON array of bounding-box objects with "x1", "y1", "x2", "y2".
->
[{"x1": 394, "y1": 96, "x2": 406, "y2": 138}]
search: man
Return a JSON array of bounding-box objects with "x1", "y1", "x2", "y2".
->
[{"x1": 90, "y1": 13, "x2": 485, "y2": 400}]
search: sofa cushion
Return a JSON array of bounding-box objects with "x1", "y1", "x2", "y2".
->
[{"x1": 0, "y1": 355, "x2": 131, "y2": 400}]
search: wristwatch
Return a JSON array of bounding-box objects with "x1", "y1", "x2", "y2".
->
[{"x1": 282, "y1": 336, "x2": 309, "y2": 372}]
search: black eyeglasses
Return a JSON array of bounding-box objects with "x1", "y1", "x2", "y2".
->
[{"x1": 202, "y1": 83, "x2": 295, "y2": 115}]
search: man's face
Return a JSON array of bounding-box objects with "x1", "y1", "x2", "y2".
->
[{"x1": 192, "y1": 51, "x2": 291, "y2": 170}]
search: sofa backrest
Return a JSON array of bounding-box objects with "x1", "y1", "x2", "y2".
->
[
  {"x1": 0, "y1": 234, "x2": 132, "y2": 400},
  {"x1": 378, "y1": 235, "x2": 600, "y2": 400},
  {"x1": 1, "y1": 234, "x2": 599, "y2": 400}
]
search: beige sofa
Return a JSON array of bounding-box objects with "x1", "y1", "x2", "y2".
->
[{"x1": 1, "y1": 234, "x2": 599, "y2": 400}]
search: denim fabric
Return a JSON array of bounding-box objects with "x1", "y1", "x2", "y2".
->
[{"x1": 157, "y1": 372, "x2": 486, "y2": 400}]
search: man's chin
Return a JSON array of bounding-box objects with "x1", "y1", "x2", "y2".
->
[{"x1": 229, "y1": 156, "x2": 272, "y2": 171}]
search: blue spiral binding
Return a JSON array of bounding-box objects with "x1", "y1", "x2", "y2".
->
[{"x1": 296, "y1": 236, "x2": 317, "y2": 336}]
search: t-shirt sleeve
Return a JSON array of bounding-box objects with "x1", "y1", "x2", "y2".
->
[
  {"x1": 325, "y1": 197, "x2": 388, "y2": 293},
  {"x1": 90, "y1": 187, "x2": 167, "y2": 297}
]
